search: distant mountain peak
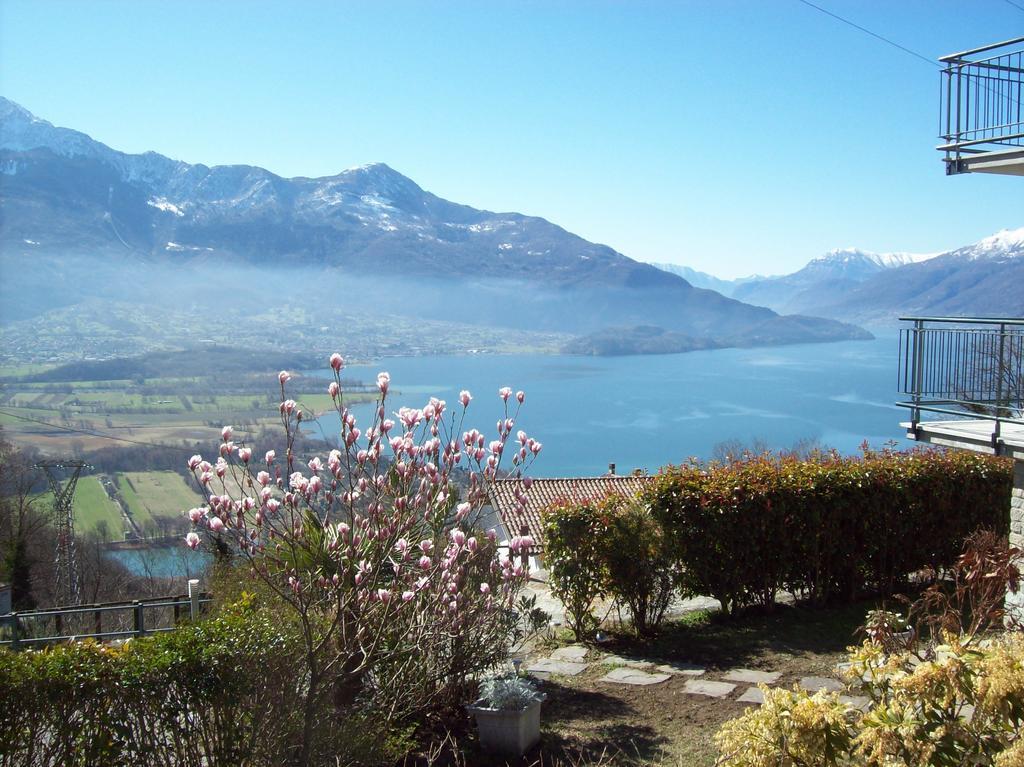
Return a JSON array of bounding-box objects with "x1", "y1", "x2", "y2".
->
[
  {"x1": 812, "y1": 247, "x2": 937, "y2": 270},
  {"x1": 0, "y1": 96, "x2": 41, "y2": 124},
  {"x1": 969, "y1": 226, "x2": 1024, "y2": 255}
]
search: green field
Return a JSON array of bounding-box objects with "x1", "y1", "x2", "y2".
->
[
  {"x1": 34, "y1": 477, "x2": 125, "y2": 542},
  {"x1": 117, "y1": 471, "x2": 203, "y2": 529}
]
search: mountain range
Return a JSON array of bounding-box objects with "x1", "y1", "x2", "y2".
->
[
  {"x1": 0, "y1": 96, "x2": 869, "y2": 357},
  {"x1": 653, "y1": 231, "x2": 1023, "y2": 324}
]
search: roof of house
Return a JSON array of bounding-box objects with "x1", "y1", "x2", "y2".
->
[{"x1": 488, "y1": 474, "x2": 655, "y2": 547}]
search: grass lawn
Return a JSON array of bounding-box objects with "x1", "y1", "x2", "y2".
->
[
  {"x1": 34, "y1": 477, "x2": 124, "y2": 541},
  {"x1": 514, "y1": 599, "x2": 881, "y2": 767},
  {"x1": 117, "y1": 471, "x2": 202, "y2": 528}
]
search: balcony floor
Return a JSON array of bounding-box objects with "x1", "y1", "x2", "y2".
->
[
  {"x1": 902, "y1": 418, "x2": 1024, "y2": 460},
  {"x1": 952, "y1": 147, "x2": 1024, "y2": 176}
]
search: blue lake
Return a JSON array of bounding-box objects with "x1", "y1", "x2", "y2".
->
[{"x1": 307, "y1": 333, "x2": 908, "y2": 477}]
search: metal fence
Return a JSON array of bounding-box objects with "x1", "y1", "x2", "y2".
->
[
  {"x1": 898, "y1": 317, "x2": 1024, "y2": 441},
  {"x1": 0, "y1": 583, "x2": 212, "y2": 650},
  {"x1": 939, "y1": 36, "x2": 1024, "y2": 174}
]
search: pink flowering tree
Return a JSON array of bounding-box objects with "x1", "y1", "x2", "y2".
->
[{"x1": 184, "y1": 355, "x2": 540, "y2": 764}]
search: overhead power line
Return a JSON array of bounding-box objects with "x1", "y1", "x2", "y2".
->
[
  {"x1": 0, "y1": 408, "x2": 195, "y2": 451},
  {"x1": 1004, "y1": 0, "x2": 1024, "y2": 14},
  {"x1": 794, "y1": 0, "x2": 942, "y2": 69}
]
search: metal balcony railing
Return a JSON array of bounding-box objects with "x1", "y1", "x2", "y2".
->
[
  {"x1": 0, "y1": 588, "x2": 213, "y2": 650},
  {"x1": 898, "y1": 317, "x2": 1024, "y2": 443},
  {"x1": 939, "y1": 37, "x2": 1024, "y2": 175}
]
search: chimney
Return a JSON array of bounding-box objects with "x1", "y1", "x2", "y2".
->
[{"x1": 608, "y1": 462, "x2": 616, "y2": 476}]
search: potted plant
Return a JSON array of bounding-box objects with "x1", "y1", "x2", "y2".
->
[{"x1": 467, "y1": 674, "x2": 546, "y2": 756}]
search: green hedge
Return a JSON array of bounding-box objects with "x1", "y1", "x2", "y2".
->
[
  {"x1": 0, "y1": 597, "x2": 303, "y2": 767},
  {"x1": 647, "y1": 448, "x2": 1012, "y2": 615}
]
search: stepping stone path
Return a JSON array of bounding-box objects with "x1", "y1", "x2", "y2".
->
[
  {"x1": 525, "y1": 658, "x2": 589, "y2": 676},
  {"x1": 736, "y1": 687, "x2": 766, "y2": 704},
  {"x1": 799, "y1": 676, "x2": 844, "y2": 693},
  {"x1": 550, "y1": 645, "x2": 589, "y2": 662},
  {"x1": 839, "y1": 695, "x2": 871, "y2": 712},
  {"x1": 723, "y1": 669, "x2": 782, "y2": 684},
  {"x1": 598, "y1": 667, "x2": 671, "y2": 686},
  {"x1": 682, "y1": 679, "x2": 737, "y2": 698},
  {"x1": 655, "y1": 662, "x2": 705, "y2": 677},
  {"x1": 602, "y1": 655, "x2": 654, "y2": 669}
]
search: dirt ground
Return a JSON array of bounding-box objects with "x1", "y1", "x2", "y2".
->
[{"x1": 460, "y1": 599, "x2": 879, "y2": 766}]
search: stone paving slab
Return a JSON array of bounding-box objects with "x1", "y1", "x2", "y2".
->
[
  {"x1": 723, "y1": 669, "x2": 782, "y2": 684},
  {"x1": 682, "y1": 679, "x2": 736, "y2": 698},
  {"x1": 737, "y1": 687, "x2": 766, "y2": 704},
  {"x1": 550, "y1": 645, "x2": 589, "y2": 661},
  {"x1": 602, "y1": 655, "x2": 654, "y2": 669},
  {"x1": 526, "y1": 658, "x2": 589, "y2": 676},
  {"x1": 655, "y1": 662, "x2": 706, "y2": 677},
  {"x1": 799, "y1": 676, "x2": 844, "y2": 693},
  {"x1": 839, "y1": 695, "x2": 871, "y2": 712},
  {"x1": 598, "y1": 667, "x2": 671, "y2": 686}
]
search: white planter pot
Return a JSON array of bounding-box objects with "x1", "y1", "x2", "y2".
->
[{"x1": 467, "y1": 696, "x2": 545, "y2": 756}]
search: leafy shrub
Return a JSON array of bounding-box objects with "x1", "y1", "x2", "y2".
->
[
  {"x1": 542, "y1": 494, "x2": 675, "y2": 638},
  {"x1": 595, "y1": 496, "x2": 675, "y2": 637},
  {"x1": 0, "y1": 597, "x2": 307, "y2": 767},
  {"x1": 716, "y1": 534, "x2": 1024, "y2": 766},
  {"x1": 717, "y1": 633, "x2": 1024, "y2": 766},
  {"x1": 647, "y1": 448, "x2": 1011, "y2": 615},
  {"x1": 542, "y1": 497, "x2": 611, "y2": 640}
]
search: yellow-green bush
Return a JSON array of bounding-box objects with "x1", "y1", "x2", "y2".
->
[{"x1": 716, "y1": 633, "x2": 1024, "y2": 766}]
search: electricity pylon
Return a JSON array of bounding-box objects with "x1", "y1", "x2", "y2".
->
[{"x1": 35, "y1": 460, "x2": 89, "y2": 606}]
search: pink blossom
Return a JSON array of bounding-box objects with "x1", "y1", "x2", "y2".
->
[
  {"x1": 308, "y1": 476, "x2": 323, "y2": 495},
  {"x1": 187, "y1": 508, "x2": 205, "y2": 524},
  {"x1": 455, "y1": 501, "x2": 471, "y2": 520},
  {"x1": 450, "y1": 529, "x2": 466, "y2": 547},
  {"x1": 489, "y1": 440, "x2": 503, "y2": 455},
  {"x1": 420, "y1": 539, "x2": 434, "y2": 555},
  {"x1": 256, "y1": 470, "x2": 271, "y2": 487},
  {"x1": 402, "y1": 590, "x2": 415, "y2": 602},
  {"x1": 280, "y1": 399, "x2": 297, "y2": 415},
  {"x1": 329, "y1": 352, "x2": 344, "y2": 371},
  {"x1": 328, "y1": 381, "x2": 340, "y2": 398},
  {"x1": 265, "y1": 450, "x2": 276, "y2": 464},
  {"x1": 418, "y1": 555, "x2": 432, "y2": 570},
  {"x1": 238, "y1": 447, "x2": 252, "y2": 463},
  {"x1": 221, "y1": 425, "x2": 233, "y2": 442},
  {"x1": 459, "y1": 390, "x2": 472, "y2": 407},
  {"x1": 188, "y1": 454, "x2": 202, "y2": 470},
  {"x1": 516, "y1": 390, "x2": 525, "y2": 404},
  {"x1": 308, "y1": 456, "x2": 323, "y2": 473},
  {"x1": 467, "y1": 537, "x2": 478, "y2": 553},
  {"x1": 185, "y1": 532, "x2": 200, "y2": 550},
  {"x1": 480, "y1": 582, "x2": 490, "y2": 595},
  {"x1": 208, "y1": 516, "x2": 225, "y2": 533},
  {"x1": 377, "y1": 371, "x2": 390, "y2": 394},
  {"x1": 377, "y1": 589, "x2": 392, "y2": 603},
  {"x1": 499, "y1": 386, "x2": 512, "y2": 402},
  {"x1": 279, "y1": 370, "x2": 291, "y2": 384}
]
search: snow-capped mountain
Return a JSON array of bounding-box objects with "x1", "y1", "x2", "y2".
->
[
  {"x1": 0, "y1": 96, "x2": 869, "y2": 350},
  {"x1": 725, "y1": 229, "x2": 1024, "y2": 321}
]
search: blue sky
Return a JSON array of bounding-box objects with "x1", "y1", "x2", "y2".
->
[{"x1": 1, "y1": 0, "x2": 1021, "y2": 277}]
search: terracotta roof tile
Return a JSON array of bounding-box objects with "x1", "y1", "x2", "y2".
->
[{"x1": 489, "y1": 475, "x2": 655, "y2": 547}]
